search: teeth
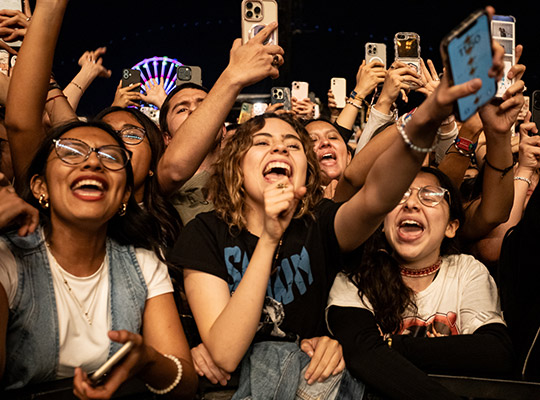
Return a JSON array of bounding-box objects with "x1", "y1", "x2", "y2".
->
[
  {"x1": 322, "y1": 153, "x2": 334, "y2": 159},
  {"x1": 401, "y1": 220, "x2": 422, "y2": 228},
  {"x1": 73, "y1": 179, "x2": 104, "y2": 190},
  {"x1": 263, "y1": 161, "x2": 291, "y2": 177}
]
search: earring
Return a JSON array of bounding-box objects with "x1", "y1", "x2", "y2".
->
[
  {"x1": 38, "y1": 194, "x2": 49, "y2": 209},
  {"x1": 118, "y1": 203, "x2": 127, "y2": 217},
  {"x1": 148, "y1": 170, "x2": 154, "y2": 177}
]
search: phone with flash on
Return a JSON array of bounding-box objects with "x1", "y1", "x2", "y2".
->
[{"x1": 89, "y1": 341, "x2": 134, "y2": 385}]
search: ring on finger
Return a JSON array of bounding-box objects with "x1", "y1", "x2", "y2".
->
[
  {"x1": 271, "y1": 55, "x2": 280, "y2": 67},
  {"x1": 276, "y1": 182, "x2": 287, "y2": 189}
]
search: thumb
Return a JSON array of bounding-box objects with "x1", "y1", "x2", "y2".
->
[{"x1": 443, "y1": 77, "x2": 482, "y2": 105}]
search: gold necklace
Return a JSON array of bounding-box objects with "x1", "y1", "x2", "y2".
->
[{"x1": 48, "y1": 245, "x2": 105, "y2": 325}]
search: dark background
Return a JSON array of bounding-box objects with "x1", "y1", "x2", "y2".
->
[{"x1": 35, "y1": 0, "x2": 538, "y2": 118}]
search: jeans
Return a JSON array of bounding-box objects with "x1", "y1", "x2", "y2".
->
[{"x1": 232, "y1": 341, "x2": 365, "y2": 400}]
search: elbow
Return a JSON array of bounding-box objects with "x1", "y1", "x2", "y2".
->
[
  {"x1": 212, "y1": 352, "x2": 240, "y2": 374},
  {"x1": 157, "y1": 159, "x2": 190, "y2": 196}
]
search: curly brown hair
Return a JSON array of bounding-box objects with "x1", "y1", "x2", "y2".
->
[{"x1": 210, "y1": 113, "x2": 324, "y2": 231}]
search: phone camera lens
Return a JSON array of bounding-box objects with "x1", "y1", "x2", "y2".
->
[
  {"x1": 246, "y1": 10, "x2": 253, "y2": 18},
  {"x1": 246, "y1": 2, "x2": 253, "y2": 9},
  {"x1": 398, "y1": 34, "x2": 405, "y2": 39},
  {"x1": 254, "y1": 6, "x2": 261, "y2": 14},
  {"x1": 368, "y1": 50, "x2": 372, "y2": 54}
]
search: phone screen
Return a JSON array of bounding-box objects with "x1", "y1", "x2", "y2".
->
[
  {"x1": 396, "y1": 38, "x2": 419, "y2": 58},
  {"x1": 447, "y1": 13, "x2": 495, "y2": 121}
]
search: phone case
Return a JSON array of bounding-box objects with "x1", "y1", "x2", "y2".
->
[
  {"x1": 394, "y1": 32, "x2": 421, "y2": 88},
  {"x1": 365, "y1": 43, "x2": 387, "y2": 68},
  {"x1": 491, "y1": 15, "x2": 516, "y2": 97},
  {"x1": 241, "y1": 0, "x2": 278, "y2": 45},
  {"x1": 271, "y1": 87, "x2": 291, "y2": 110},
  {"x1": 330, "y1": 78, "x2": 347, "y2": 109},
  {"x1": 0, "y1": 0, "x2": 24, "y2": 47},
  {"x1": 176, "y1": 65, "x2": 202, "y2": 86},
  {"x1": 89, "y1": 341, "x2": 134, "y2": 384},
  {"x1": 121, "y1": 69, "x2": 141, "y2": 93},
  {"x1": 238, "y1": 102, "x2": 253, "y2": 124},
  {"x1": 440, "y1": 9, "x2": 496, "y2": 121},
  {"x1": 291, "y1": 81, "x2": 309, "y2": 101}
]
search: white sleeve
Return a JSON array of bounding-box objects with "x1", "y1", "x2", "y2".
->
[
  {"x1": 0, "y1": 240, "x2": 18, "y2": 307},
  {"x1": 355, "y1": 106, "x2": 395, "y2": 154},
  {"x1": 434, "y1": 122, "x2": 459, "y2": 164},
  {"x1": 455, "y1": 254, "x2": 506, "y2": 334},
  {"x1": 135, "y1": 248, "x2": 173, "y2": 299}
]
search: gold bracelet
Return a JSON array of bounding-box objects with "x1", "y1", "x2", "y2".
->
[{"x1": 70, "y1": 81, "x2": 83, "y2": 92}]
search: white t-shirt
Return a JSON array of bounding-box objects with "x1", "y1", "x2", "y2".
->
[
  {"x1": 327, "y1": 254, "x2": 505, "y2": 337},
  {"x1": 0, "y1": 240, "x2": 173, "y2": 378}
]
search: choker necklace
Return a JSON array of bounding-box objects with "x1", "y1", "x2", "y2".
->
[
  {"x1": 400, "y1": 258, "x2": 442, "y2": 278},
  {"x1": 47, "y1": 243, "x2": 105, "y2": 325}
]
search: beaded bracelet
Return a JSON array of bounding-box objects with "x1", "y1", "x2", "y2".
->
[
  {"x1": 514, "y1": 176, "x2": 532, "y2": 186},
  {"x1": 396, "y1": 114, "x2": 439, "y2": 153},
  {"x1": 346, "y1": 99, "x2": 363, "y2": 110},
  {"x1": 146, "y1": 354, "x2": 183, "y2": 395}
]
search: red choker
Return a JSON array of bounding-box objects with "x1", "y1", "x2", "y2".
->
[{"x1": 400, "y1": 258, "x2": 442, "y2": 278}]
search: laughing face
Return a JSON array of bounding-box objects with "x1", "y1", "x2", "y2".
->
[
  {"x1": 383, "y1": 172, "x2": 459, "y2": 269},
  {"x1": 241, "y1": 118, "x2": 307, "y2": 206},
  {"x1": 306, "y1": 120, "x2": 350, "y2": 185},
  {"x1": 31, "y1": 126, "x2": 131, "y2": 230}
]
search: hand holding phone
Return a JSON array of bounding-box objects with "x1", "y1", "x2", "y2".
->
[
  {"x1": 291, "y1": 81, "x2": 309, "y2": 101},
  {"x1": 89, "y1": 341, "x2": 134, "y2": 385},
  {"x1": 330, "y1": 78, "x2": 347, "y2": 109},
  {"x1": 394, "y1": 32, "x2": 422, "y2": 89},
  {"x1": 440, "y1": 10, "x2": 497, "y2": 121},
  {"x1": 241, "y1": 0, "x2": 278, "y2": 45}
]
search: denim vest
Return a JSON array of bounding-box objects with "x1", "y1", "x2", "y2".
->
[{"x1": 3, "y1": 227, "x2": 148, "y2": 390}]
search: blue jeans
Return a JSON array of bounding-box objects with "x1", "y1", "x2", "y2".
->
[{"x1": 232, "y1": 341, "x2": 365, "y2": 400}]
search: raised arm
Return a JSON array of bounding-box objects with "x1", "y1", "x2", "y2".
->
[
  {"x1": 63, "y1": 47, "x2": 112, "y2": 111},
  {"x1": 157, "y1": 22, "x2": 283, "y2": 196},
  {"x1": 4, "y1": 0, "x2": 68, "y2": 190}
]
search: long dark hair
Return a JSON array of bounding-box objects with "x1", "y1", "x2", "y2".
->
[
  {"x1": 348, "y1": 167, "x2": 465, "y2": 334},
  {"x1": 95, "y1": 107, "x2": 182, "y2": 248},
  {"x1": 21, "y1": 120, "x2": 163, "y2": 255}
]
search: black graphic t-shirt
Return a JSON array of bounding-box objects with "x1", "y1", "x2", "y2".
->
[{"x1": 171, "y1": 199, "x2": 343, "y2": 342}]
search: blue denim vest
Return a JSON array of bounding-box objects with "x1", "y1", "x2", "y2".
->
[{"x1": 2, "y1": 227, "x2": 148, "y2": 390}]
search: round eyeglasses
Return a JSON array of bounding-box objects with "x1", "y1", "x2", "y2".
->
[
  {"x1": 117, "y1": 126, "x2": 146, "y2": 145},
  {"x1": 53, "y1": 138, "x2": 131, "y2": 171},
  {"x1": 399, "y1": 185, "x2": 450, "y2": 208}
]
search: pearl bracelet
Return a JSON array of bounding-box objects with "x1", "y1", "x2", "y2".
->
[
  {"x1": 514, "y1": 176, "x2": 532, "y2": 186},
  {"x1": 396, "y1": 114, "x2": 439, "y2": 153},
  {"x1": 146, "y1": 354, "x2": 183, "y2": 395}
]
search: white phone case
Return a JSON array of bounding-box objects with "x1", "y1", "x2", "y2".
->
[
  {"x1": 291, "y1": 81, "x2": 309, "y2": 100},
  {"x1": 330, "y1": 78, "x2": 347, "y2": 109}
]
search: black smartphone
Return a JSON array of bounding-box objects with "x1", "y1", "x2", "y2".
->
[
  {"x1": 121, "y1": 68, "x2": 141, "y2": 93},
  {"x1": 176, "y1": 65, "x2": 202, "y2": 86},
  {"x1": 440, "y1": 10, "x2": 496, "y2": 121}
]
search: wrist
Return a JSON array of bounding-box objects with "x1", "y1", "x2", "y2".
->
[
  {"x1": 515, "y1": 167, "x2": 534, "y2": 180},
  {"x1": 374, "y1": 96, "x2": 393, "y2": 115},
  {"x1": 352, "y1": 86, "x2": 370, "y2": 99}
]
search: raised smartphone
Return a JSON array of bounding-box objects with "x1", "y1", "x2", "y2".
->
[
  {"x1": 441, "y1": 9, "x2": 496, "y2": 122},
  {"x1": 291, "y1": 81, "x2": 309, "y2": 100},
  {"x1": 330, "y1": 77, "x2": 347, "y2": 109},
  {"x1": 271, "y1": 86, "x2": 291, "y2": 111},
  {"x1": 238, "y1": 102, "x2": 253, "y2": 124},
  {"x1": 121, "y1": 68, "x2": 141, "y2": 92},
  {"x1": 394, "y1": 32, "x2": 421, "y2": 88},
  {"x1": 532, "y1": 90, "x2": 540, "y2": 129},
  {"x1": 176, "y1": 65, "x2": 202, "y2": 86},
  {"x1": 365, "y1": 42, "x2": 387, "y2": 68},
  {"x1": 491, "y1": 15, "x2": 516, "y2": 98},
  {"x1": 89, "y1": 341, "x2": 134, "y2": 385},
  {"x1": 241, "y1": 0, "x2": 278, "y2": 45}
]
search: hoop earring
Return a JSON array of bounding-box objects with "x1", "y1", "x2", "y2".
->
[
  {"x1": 38, "y1": 194, "x2": 49, "y2": 209},
  {"x1": 118, "y1": 203, "x2": 127, "y2": 217},
  {"x1": 148, "y1": 170, "x2": 154, "y2": 177}
]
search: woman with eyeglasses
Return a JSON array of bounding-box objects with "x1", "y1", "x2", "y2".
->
[
  {"x1": 326, "y1": 167, "x2": 514, "y2": 400},
  {"x1": 95, "y1": 107, "x2": 182, "y2": 248},
  {"x1": 0, "y1": 120, "x2": 197, "y2": 397}
]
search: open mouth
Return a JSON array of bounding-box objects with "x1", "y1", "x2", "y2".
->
[
  {"x1": 263, "y1": 161, "x2": 292, "y2": 182},
  {"x1": 318, "y1": 151, "x2": 337, "y2": 165},
  {"x1": 397, "y1": 219, "x2": 425, "y2": 241},
  {"x1": 71, "y1": 178, "x2": 108, "y2": 200}
]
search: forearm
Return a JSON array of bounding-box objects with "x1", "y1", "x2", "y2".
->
[
  {"x1": 45, "y1": 88, "x2": 78, "y2": 127},
  {"x1": 328, "y1": 307, "x2": 460, "y2": 400},
  {"x1": 354, "y1": 105, "x2": 394, "y2": 154},
  {"x1": 391, "y1": 323, "x2": 515, "y2": 376},
  {"x1": 63, "y1": 67, "x2": 96, "y2": 111},
  {"x1": 5, "y1": 1, "x2": 68, "y2": 187},
  {"x1": 461, "y1": 133, "x2": 514, "y2": 240},
  {"x1": 203, "y1": 234, "x2": 278, "y2": 372},
  {"x1": 158, "y1": 69, "x2": 242, "y2": 195}
]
